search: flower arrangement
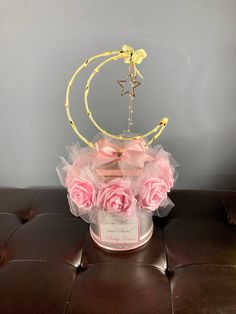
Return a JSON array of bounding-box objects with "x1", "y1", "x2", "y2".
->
[
  {"x1": 57, "y1": 135, "x2": 178, "y2": 222},
  {"x1": 57, "y1": 45, "x2": 179, "y2": 250}
]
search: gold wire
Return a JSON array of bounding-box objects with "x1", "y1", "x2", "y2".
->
[{"x1": 65, "y1": 46, "x2": 168, "y2": 148}]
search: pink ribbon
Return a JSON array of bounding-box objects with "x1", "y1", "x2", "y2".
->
[{"x1": 93, "y1": 139, "x2": 154, "y2": 168}]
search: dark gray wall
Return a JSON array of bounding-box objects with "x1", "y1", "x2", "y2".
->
[{"x1": 1, "y1": 0, "x2": 236, "y2": 189}]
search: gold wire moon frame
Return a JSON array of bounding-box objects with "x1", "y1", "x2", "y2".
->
[{"x1": 65, "y1": 45, "x2": 168, "y2": 148}]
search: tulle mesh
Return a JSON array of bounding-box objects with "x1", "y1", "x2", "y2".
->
[{"x1": 56, "y1": 132, "x2": 178, "y2": 222}]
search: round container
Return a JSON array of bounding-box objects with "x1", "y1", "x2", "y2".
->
[{"x1": 90, "y1": 208, "x2": 153, "y2": 251}]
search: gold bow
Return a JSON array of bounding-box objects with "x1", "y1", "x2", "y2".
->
[{"x1": 121, "y1": 45, "x2": 147, "y2": 79}]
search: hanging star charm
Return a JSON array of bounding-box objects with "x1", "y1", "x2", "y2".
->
[{"x1": 117, "y1": 75, "x2": 141, "y2": 97}]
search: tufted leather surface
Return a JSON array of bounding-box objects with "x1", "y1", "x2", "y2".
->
[{"x1": 0, "y1": 188, "x2": 235, "y2": 314}]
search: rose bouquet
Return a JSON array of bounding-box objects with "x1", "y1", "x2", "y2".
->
[
  {"x1": 58, "y1": 45, "x2": 179, "y2": 250},
  {"x1": 57, "y1": 134, "x2": 178, "y2": 224}
]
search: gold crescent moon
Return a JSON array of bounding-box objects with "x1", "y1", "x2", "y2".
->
[{"x1": 65, "y1": 45, "x2": 168, "y2": 148}]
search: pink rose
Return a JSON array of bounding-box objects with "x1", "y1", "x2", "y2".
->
[
  {"x1": 138, "y1": 177, "x2": 168, "y2": 211},
  {"x1": 67, "y1": 177, "x2": 96, "y2": 211},
  {"x1": 97, "y1": 178, "x2": 136, "y2": 216},
  {"x1": 151, "y1": 152, "x2": 174, "y2": 192}
]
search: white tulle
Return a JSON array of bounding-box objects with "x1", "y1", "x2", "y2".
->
[{"x1": 56, "y1": 132, "x2": 179, "y2": 222}]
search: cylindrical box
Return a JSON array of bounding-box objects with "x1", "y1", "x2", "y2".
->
[{"x1": 90, "y1": 208, "x2": 153, "y2": 251}]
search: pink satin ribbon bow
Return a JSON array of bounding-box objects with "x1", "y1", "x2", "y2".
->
[{"x1": 93, "y1": 139, "x2": 154, "y2": 168}]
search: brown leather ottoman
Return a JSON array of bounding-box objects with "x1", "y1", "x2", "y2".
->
[{"x1": 0, "y1": 188, "x2": 235, "y2": 314}]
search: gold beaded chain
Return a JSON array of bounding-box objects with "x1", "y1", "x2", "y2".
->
[{"x1": 65, "y1": 45, "x2": 168, "y2": 148}]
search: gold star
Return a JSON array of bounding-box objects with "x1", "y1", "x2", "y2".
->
[{"x1": 117, "y1": 75, "x2": 141, "y2": 97}]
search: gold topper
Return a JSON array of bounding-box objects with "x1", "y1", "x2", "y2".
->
[{"x1": 65, "y1": 45, "x2": 168, "y2": 148}]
